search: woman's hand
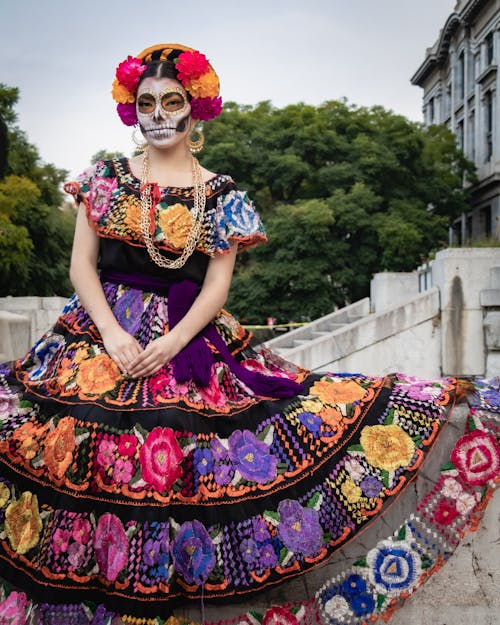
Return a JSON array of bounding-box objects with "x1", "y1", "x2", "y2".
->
[
  {"x1": 127, "y1": 333, "x2": 181, "y2": 378},
  {"x1": 100, "y1": 325, "x2": 143, "y2": 375}
]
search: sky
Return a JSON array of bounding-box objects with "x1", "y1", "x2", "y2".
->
[{"x1": 0, "y1": 0, "x2": 456, "y2": 178}]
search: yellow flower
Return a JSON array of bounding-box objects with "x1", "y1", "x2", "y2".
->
[
  {"x1": 301, "y1": 399, "x2": 323, "y2": 414},
  {"x1": 44, "y1": 416, "x2": 76, "y2": 479},
  {"x1": 311, "y1": 379, "x2": 366, "y2": 405},
  {"x1": 111, "y1": 79, "x2": 135, "y2": 104},
  {"x1": 185, "y1": 70, "x2": 219, "y2": 98},
  {"x1": 0, "y1": 482, "x2": 11, "y2": 508},
  {"x1": 158, "y1": 203, "x2": 194, "y2": 249},
  {"x1": 124, "y1": 197, "x2": 142, "y2": 234},
  {"x1": 360, "y1": 424, "x2": 415, "y2": 471},
  {"x1": 341, "y1": 478, "x2": 362, "y2": 503},
  {"x1": 76, "y1": 353, "x2": 121, "y2": 396},
  {"x1": 5, "y1": 491, "x2": 43, "y2": 554}
]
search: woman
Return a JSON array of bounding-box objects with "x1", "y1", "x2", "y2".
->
[{"x1": 0, "y1": 43, "x2": 497, "y2": 625}]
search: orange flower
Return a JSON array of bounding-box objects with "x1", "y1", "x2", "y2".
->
[
  {"x1": 111, "y1": 79, "x2": 135, "y2": 104},
  {"x1": 184, "y1": 70, "x2": 219, "y2": 98},
  {"x1": 319, "y1": 406, "x2": 344, "y2": 430},
  {"x1": 44, "y1": 416, "x2": 76, "y2": 478},
  {"x1": 158, "y1": 203, "x2": 194, "y2": 249},
  {"x1": 124, "y1": 197, "x2": 142, "y2": 234},
  {"x1": 57, "y1": 356, "x2": 76, "y2": 386},
  {"x1": 76, "y1": 353, "x2": 121, "y2": 396},
  {"x1": 311, "y1": 379, "x2": 366, "y2": 405},
  {"x1": 341, "y1": 478, "x2": 362, "y2": 503},
  {"x1": 5, "y1": 491, "x2": 43, "y2": 554},
  {"x1": 360, "y1": 424, "x2": 415, "y2": 471},
  {"x1": 12, "y1": 422, "x2": 46, "y2": 461}
]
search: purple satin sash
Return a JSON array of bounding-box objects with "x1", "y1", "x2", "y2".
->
[{"x1": 100, "y1": 271, "x2": 304, "y2": 399}]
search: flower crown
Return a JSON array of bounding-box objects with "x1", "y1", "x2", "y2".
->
[{"x1": 111, "y1": 43, "x2": 223, "y2": 126}]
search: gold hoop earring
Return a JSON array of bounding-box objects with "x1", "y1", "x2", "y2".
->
[
  {"x1": 132, "y1": 126, "x2": 147, "y2": 152},
  {"x1": 187, "y1": 126, "x2": 205, "y2": 154}
]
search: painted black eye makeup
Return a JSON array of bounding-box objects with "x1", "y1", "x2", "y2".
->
[{"x1": 136, "y1": 88, "x2": 188, "y2": 116}]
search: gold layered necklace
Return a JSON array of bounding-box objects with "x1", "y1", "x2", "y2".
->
[{"x1": 140, "y1": 147, "x2": 207, "y2": 269}]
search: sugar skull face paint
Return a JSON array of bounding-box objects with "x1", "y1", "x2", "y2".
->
[{"x1": 136, "y1": 78, "x2": 191, "y2": 149}]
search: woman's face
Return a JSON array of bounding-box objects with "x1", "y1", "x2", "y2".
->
[{"x1": 136, "y1": 76, "x2": 192, "y2": 150}]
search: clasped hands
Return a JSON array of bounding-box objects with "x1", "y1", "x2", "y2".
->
[{"x1": 101, "y1": 325, "x2": 180, "y2": 378}]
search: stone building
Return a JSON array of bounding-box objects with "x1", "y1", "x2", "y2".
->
[{"x1": 411, "y1": 0, "x2": 500, "y2": 244}]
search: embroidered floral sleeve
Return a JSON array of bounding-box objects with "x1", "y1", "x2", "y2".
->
[
  {"x1": 63, "y1": 161, "x2": 118, "y2": 228},
  {"x1": 213, "y1": 187, "x2": 267, "y2": 254}
]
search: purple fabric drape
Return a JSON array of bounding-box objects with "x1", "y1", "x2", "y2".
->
[{"x1": 101, "y1": 272, "x2": 305, "y2": 398}]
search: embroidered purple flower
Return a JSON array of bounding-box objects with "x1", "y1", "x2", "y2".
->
[
  {"x1": 142, "y1": 538, "x2": 161, "y2": 567},
  {"x1": 277, "y1": 499, "x2": 323, "y2": 557},
  {"x1": 228, "y1": 429, "x2": 277, "y2": 484},
  {"x1": 240, "y1": 537, "x2": 259, "y2": 565},
  {"x1": 210, "y1": 437, "x2": 228, "y2": 461},
  {"x1": 171, "y1": 520, "x2": 215, "y2": 585},
  {"x1": 259, "y1": 543, "x2": 278, "y2": 568},
  {"x1": 214, "y1": 463, "x2": 233, "y2": 486},
  {"x1": 113, "y1": 289, "x2": 144, "y2": 335},
  {"x1": 252, "y1": 518, "x2": 271, "y2": 542},
  {"x1": 93, "y1": 513, "x2": 129, "y2": 582},
  {"x1": 67, "y1": 541, "x2": 88, "y2": 569},
  {"x1": 194, "y1": 447, "x2": 214, "y2": 476},
  {"x1": 360, "y1": 475, "x2": 383, "y2": 498},
  {"x1": 298, "y1": 411, "x2": 322, "y2": 435}
]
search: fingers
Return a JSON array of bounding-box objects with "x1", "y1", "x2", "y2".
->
[{"x1": 128, "y1": 344, "x2": 168, "y2": 378}]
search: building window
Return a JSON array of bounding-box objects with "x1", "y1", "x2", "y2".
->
[
  {"x1": 428, "y1": 97, "x2": 435, "y2": 124},
  {"x1": 457, "y1": 119, "x2": 464, "y2": 151},
  {"x1": 466, "y1": 214, "x2": 473, "y2": 242},
  {"x1": 486, "y1": 31, "x2": 494, "y2": 65},
  {"x1": 479, "y1": 206, "x2": 492, "y2": 238},
  {"x1": 485, "y1": 90, "x2": 493, "y2": 161},
  {"x1": 445, "y1": 82, "x2": 452, "y2": 118},
  {"x1": 457, "y1": 50, "x2": 465, "y2": 100},
  {"x1": 468, "y1": 109, "x2": 475, "y2": 161},
  {"x1": 468, "y1": 51, "x2": 476, "y2": 94}
]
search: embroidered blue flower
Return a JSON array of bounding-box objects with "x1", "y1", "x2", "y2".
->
[
  {"x1": 28, "y1": 334, "x2": 65, "y2": 381},
  {"x1": 277, "y1": 499, "x2": 323, "y2": 557},
  {"x1": 171, "y1": 520, "x2": 215, "y2": 585},
  {"x1": 259, "y1": 543, "x2": 278, "y2": 568},
  {"x1": 341, "y1": 573, "x2": 367, "y2": 597},
  {"x1": 360, "y1": 475, "x2": 383, "y2": 498},
  {"x1": 298, "y1": 411, "x2": 322, "y2": 435},
  {"x1": 366, "y1": 538, "x2": 422, "y2": 597},
  {"x1": 240, "y1": 538, "x2": 259, "y2": 565},
  {"x1": 228, "y1": 429, "x2": 277, "y2": 484},
  {"x1": 193, "y1": 447, "x2": 214, "y2": 476},
  {"x1": 113, "y1": 289, "x2": 144, "y2": 335}
]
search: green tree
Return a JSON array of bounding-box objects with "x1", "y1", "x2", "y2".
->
[
  {"x1": 0, "y1": 84, "x2": 75, "y2": 296},
  {"x1": 204, "y1": 100, "x2": 475, "y2": 322}
]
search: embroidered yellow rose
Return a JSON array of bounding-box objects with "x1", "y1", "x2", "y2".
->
[
  {"x1": 76, "y1": 354, "x2": 121, "y2": 396},
  {"x1": 360, "y1": 424, "x2": 415, "y2": 471},
  {"x1": 0, "y1": 482, "x2": 11, "y2": 508},
  {"x1": 310, "y1": 379, "x2": 366, "y2": 405},
  {"x1": 124, "y1": 196, "x2": 142, "y2": 234},
  {"x1": 44, "y1": 416, "x2": 76, "y2": 478},
  {"x1": 5, "y1": 491, "x2": 43, "y2": 554},
  {"x1": 301, "y1": 399, "x2": 323, "y2": 414},
  {"x1": 158, "y1": 203, "x2": 194, "y2": 249},
  {"x1": 341, "y1": 478, "x2": 362, "y2": 503}
]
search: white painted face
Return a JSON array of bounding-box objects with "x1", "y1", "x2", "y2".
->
[{"x1": 136, "y1": 77, "x2": 192, "y2": 149}]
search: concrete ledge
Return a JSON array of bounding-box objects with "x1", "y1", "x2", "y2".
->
[
  {"x1": 0, "y1": 311, "x2": 30, "y2": 361},
  {"x1": 480, "y1": 289, "x2": 500, "y2": 307}
]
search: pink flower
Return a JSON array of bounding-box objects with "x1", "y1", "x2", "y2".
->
[
  {"x1": 190, "y1": 96, "x2": 223, "y2": 121},
  {"x1": 72, "y1": 518, "x2": 92, "y2": 544},
  {"x1": 139, "y1": 427, "x2": 183, "y2": 492},
  {"x1": 199, "y1": 375, "x2": 226, "y2": 409},
  {"x1": 0, "y1": 591, "x2": 28, "y2": 625},
  {"x1": 451, "y1": 429, "x2": 500, "y2": 486},
  {"x1": 118, "y1": 434, "x2": 138, "y2": 458},
  {"x1": 96, "y1": 438, "x2": 117, "y2": 469},
  {"x1": 262, "y1": 606, "x2": 299, "y2": 625},
  {"x1": 93, "y1": 513, "x2": 129, "y2": 582},
  {"x1": 441, "y1": 477, "x2": 462, "y2": 499},
  {"x1": 117, "y1": 102, "x2": 138, "y2": 126},
  {"x1": 68, "y1": 541, "x2": 87, "y2": 569},
  {"x1": 116, "y1": 56, "x2": 147, "y2": 92},
  {"x1": 456, "y1": 492, "x2": 477, "y2": 515},
  {"x1": 434, "y1": 499, "x2": 459, "y2": 526},
  {"x1": 113, "y1": 457, "x2": 134, "y2": 484},
  {"x1": 176, "y1": 50, "x2": 210, "y2": 85},
  {"x1": 88, "y1": 175, "x2": 118, "y2": 222},
  {"x1": 51, "y1": 528, "x2": 71, "y2": 555}
]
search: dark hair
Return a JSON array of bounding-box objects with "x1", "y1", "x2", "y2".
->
[{"x1": 138, "y1": 55, "x2": 192, "y2": 101}]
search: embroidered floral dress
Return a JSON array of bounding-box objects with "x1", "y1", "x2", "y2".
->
[{"x1": 0, "y1": 158, "x2": 498, "y2": 625}]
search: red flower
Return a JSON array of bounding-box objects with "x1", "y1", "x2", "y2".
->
[
  {"x1": 190, "y1": 96, "x2": 223, "y2": 121},
  {"x1": 434, "y1": 499, "x2": 459, "y2": 526},
  {"x1": 176, "y1": 50, "x2": 210, "y2": 85},
  {"x1": 116, "y1": 55, "x2": 147, "y2": 92},
  {"x1": 139, "y1": 427, "x2": 183, "y2": 492},
  {"x1": 263, "y1": 606, "x2": 299, "y2": 625},
  {"x1": 451, "y1": 429, "x2": 500, "y2": 486},
  {"x1": 117, "y1": 103, "x2": 137, "y2": 126},
  {"x1": 118, "y1": 434, "x2": 138, "y2": 458}
]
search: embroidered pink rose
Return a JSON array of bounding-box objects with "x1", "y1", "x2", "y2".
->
[
  {"x1": 72, "y1": 518, "x2": 92, "y2": 544},
  {"x1": 93, "y1": 513, "x2": 129, "y2": 582},
  {"x1": 51, "y1": 528, "x2": 71, "y2": 555},
  {"x1": 139, "y1": 427, "x2": 183, "y2": 492},
  {"x1": 88, "y1": 173, "x2": 118, "y2": 222},
  {"x1": 0, "y1": 591, "x2": 28, "y2": 625},
  {"x1": 451, "y1": 429, "x2": 500, "y2": 486},
  {"x1": 96, "y1": 438, "x2": 117, "y2": 469},
  {"x1": 113, "y1": 457, "x2": 134, "y2": 484}
]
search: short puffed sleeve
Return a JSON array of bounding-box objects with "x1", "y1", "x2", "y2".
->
[
  {"x1": 213, "y1": 185, "x2": 267, "y2": 254},
  {"x1": 63, "y1": 160, "x2": 118, "y2": 227}
]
